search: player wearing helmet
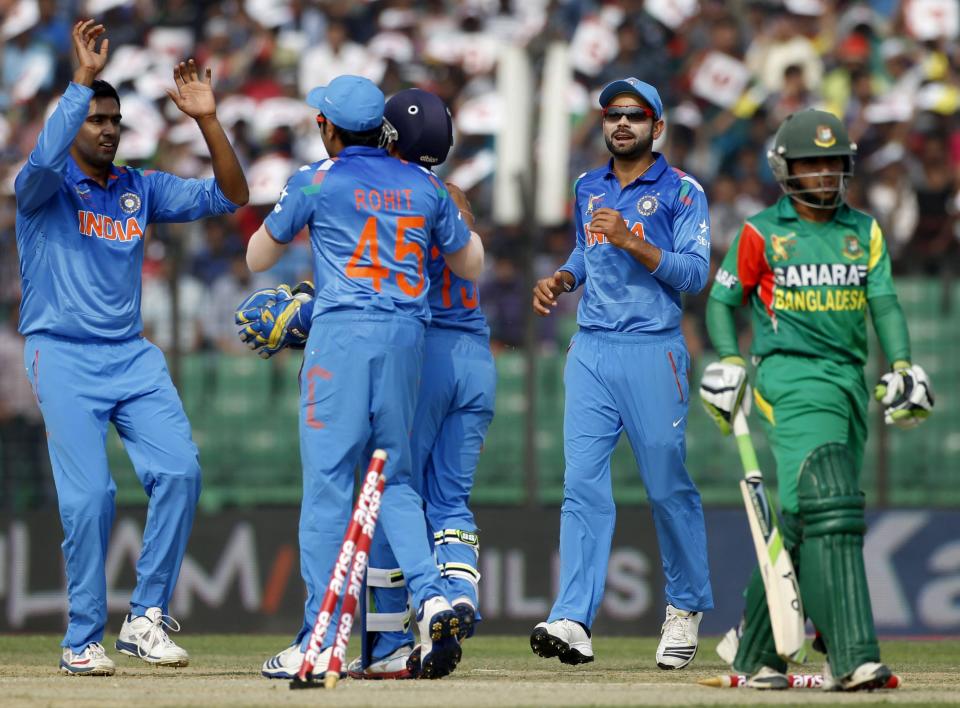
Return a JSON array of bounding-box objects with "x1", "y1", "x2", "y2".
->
[{"x1": 700, "y1": 109, "x2": 933, "y2": 691}]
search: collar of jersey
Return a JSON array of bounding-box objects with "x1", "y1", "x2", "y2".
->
[
  {"x1": 66, "y1": 155, "x2": 127, "y2": 187},
  {"x1": 775, "y1": 195, "x2": 857, "y2": 227},
  {"x1": 338, "y1": 146, "x2": 389, "y2": 158},
  {"x1": 602, "y1": 152, "x2": 667, "y2": 186}
]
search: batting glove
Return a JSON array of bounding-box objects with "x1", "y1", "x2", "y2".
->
[
  {"x1": 700, "y1": 357, "x2": 751, "y2": 436},
  {"x1": 875, "y1": 362, "x2": 934, "y2": 429}
]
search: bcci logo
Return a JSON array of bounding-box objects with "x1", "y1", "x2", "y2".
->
[
  {"x1": 119, "y1": 192, "x2": 141, "y2": 215},
  {"x1": 637, "y1": 195, "x2": 659, "y2": 216},
  {"x1": 814, "y1": 125, "x2": 836, "y2": 148}
]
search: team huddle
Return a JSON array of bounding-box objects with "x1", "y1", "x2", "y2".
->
[{"x1": 14, "y1": 20, "x2": 934, "y2": 692}]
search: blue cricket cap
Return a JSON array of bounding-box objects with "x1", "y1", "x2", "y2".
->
[
  {"x1": 598, "y1": 77, "x2": 663, "y2": 119},
  {"x1": 384, "y1": 89, "x2": 453, "y2": 168},
  {"x1": 306, "y1": 75, "x2": 385, "y2": 132}
]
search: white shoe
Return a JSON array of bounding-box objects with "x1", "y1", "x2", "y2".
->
[
  {"x1": 825, "y1": 661, "x2": 892, "y2": 692},
  {"x1": 347, "y1": 645, "x2": 413, "y2": 680},
  {"x1": 414, "y1": 596, "x2": 462, "y2": 679},
  {"x1": 262, "y1": 643, "x2": 327, "y2": 679},
  {"x1": 115, "y1": 607, "x2": 189, "y2": 666},
  {"x1": 529, "y1": 619, "x2": 594, "y2": 665},
  {"x1": 656, "y1": 604, "x2": 701, "y2": 670},
  {"x1": 59, "y1": 642, "x2": 116, "y2": 676}
]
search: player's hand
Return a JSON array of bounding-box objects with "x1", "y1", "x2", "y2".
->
[
  {"x1": 167, "y1": 59, "x2": 217, "y2": 121},
  {"x1": 236, "y1": 283, "x2": 314, "y2": 359},
  {"x1": 532, "y1": 271, "x2": 571, "y2": 317},
  {"x1": 235, "y1": 287, "x2": 280, "y2": 326},
  {"x1": 875, "y1": 363, "x2": 934, "y2": 429},
  {"x1": 589, "y1": 208, "x2": 632, "y2": 249},
  {"x1": 446, "y1": 182, "x2": 476, "y2": 231},
  {"x1": 72, "y1": 20, "x2": 109, "y2": 86},
  {"x1": 700, "y1": 358, "x2": 751, "y2": 436}
]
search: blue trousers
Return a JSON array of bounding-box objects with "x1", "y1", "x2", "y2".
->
[
  {"x1": 548, "y1": 328, "x2": 713, "y2": 627},
  {"x1": 24, "y1": 334, "x2": 201, "y2": 652},
  {"x1": 294, "y1": 314, "x2": 448, "y2": 651},
  {"x1": 367, "y1": 327, "x2": 496, "y2": 660}
]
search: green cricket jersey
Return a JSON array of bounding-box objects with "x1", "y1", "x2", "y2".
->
[{"x1": 709, "y1": 196, "x2": 896, "y2": 365}]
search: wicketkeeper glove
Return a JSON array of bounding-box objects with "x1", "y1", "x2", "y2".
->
[
  {"x1": 699, "y1": 357, "x2": 751, "y2": 436},
  {"x1": 234, "y1": 281, "x2": 315, "y2": 359},
  {"x1": 874, "y1": 361, "x2": 934, "y2": 429}
]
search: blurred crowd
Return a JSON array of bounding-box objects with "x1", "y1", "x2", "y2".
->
[{"x1": 1, "y1": 0, "x2": 958, "y2": 368}]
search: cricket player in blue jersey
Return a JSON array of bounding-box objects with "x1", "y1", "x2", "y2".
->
[
  {"x1": 245, "y1": 76, "x2": 484, "y2": 681},
  {"x1": 530, "y1": 78, "x2": 713, "y2": 670},
  {"x1": 15, "y1": 21, "x2": 248, "y2": 676},
  {"x1": 241, "y1": 90, "x2": 495, "y2": 679}
]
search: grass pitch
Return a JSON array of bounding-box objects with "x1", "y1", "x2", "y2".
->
[{"x1": 1, "y1": 634, "x2": 957, "y2": 707}]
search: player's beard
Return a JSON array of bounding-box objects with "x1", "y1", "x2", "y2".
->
[{"x1": 604, "y1": 129, "x2": 653, "y2": 160}]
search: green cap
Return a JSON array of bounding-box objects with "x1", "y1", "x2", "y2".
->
[{"x1": 771, "y1": 109, "x2": 856, "y2": 160}]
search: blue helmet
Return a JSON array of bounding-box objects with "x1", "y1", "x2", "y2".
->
[{"x1": 383, "y1": 89, "x2": 454, "y2": 168}]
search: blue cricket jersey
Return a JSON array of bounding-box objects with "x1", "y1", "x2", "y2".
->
[
  {"x1": 15, "y1": 82, "x2": 240, "y2": 341},
  {"x1": 558, "y1": 153, "x2": 710, "y2": 334},
  {"x1": 426, "y1": 244, "x2": 488, "y2": 336},
  {"x1": 264, "y1": 147, "x2": 471, "y2": 323}
]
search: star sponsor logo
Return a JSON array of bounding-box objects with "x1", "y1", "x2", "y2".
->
[
  {"x1": 814, "y1": 125, "x2": 836, "y2": 148},
  {"x1": 586, "y1": 193, "x2": 605, "y2": 215},
  {"x1": 696, "y1": 219, "x2": 709, "y2": 247},
  {"x1": 119, "y1": 192, "x2": 141, "y2": 214},
  {"x1": 637, "y1": 194, "x2": 659, "y2": 216},
  {"x1": 770, "y1": 233, "x2": 796, "y2": 262}
]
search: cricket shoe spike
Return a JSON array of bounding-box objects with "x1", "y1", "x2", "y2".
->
[
  {"x1": 115, "y1": 607, "x2": 189, "y2": 666},
  {"x1": 656, "y1": 604, "x2": 701, "y2": 670},
  {"x1": 59, "y1": 642, "x2": 115, "y2": 676},
  {"x1": 348, "y1": 646, "x2": 414, "y2": 680},
  {"x1": 529, "y1": 619, "x2": 594, "y2": 665},
  {"x1": 413, "y1": 596, "x2": 462, "y2": 679},
  {"x1": 745, "y1": 665, "x2": 789, "y2": 690},
  {"x1": 452, "y1": 597, "x2": 477, "y2": 641}
]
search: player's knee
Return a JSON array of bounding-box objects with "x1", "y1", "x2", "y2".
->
[
  {"x1": 797, "y1": 443, "x2": 865, "y2": 537},
  {"x1": 60, "y1": 484, "x2": 114, "y2": 521},
  {"x1": 562, "y1": 486, "x2": 614, "y2": 516}
]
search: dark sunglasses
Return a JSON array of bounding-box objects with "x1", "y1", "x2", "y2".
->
[{"x1": 601, "y1": 105, "x2": 655, "y2": 123}]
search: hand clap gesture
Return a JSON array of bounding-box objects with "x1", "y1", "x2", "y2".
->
[
  {"x1": 167, "y1": 59, "x2": 217, "y2": 121},
  {"x1": 72, "y1": 20, "x2": 109, "y2": 86}
]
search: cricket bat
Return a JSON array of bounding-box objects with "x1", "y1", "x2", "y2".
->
[{"x1": 732, "y1": 410, "x2": 806, "y2": 663}]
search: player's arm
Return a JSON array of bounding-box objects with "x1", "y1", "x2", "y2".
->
[
  {"x1": 700, "y1": 224, "x2": 763, "y2": 435},
  {"x1": 653, "y1": 178, "x2": 711, "y2": 293},
  {"x1": 247, "y1": 169, "x2": 313, "y2": 272},
  {"x1": 15, "y1": 20, "x2": 107, "y2": 213},
  {"x1": 865, "y1": 219, "x2": 933, "y2": 427},
  {"x1": 432, "y1": 183, "x2": 484, "y2": 281},
  {"x1": 246, "y1": 223, "x2": 287, "y2": 272},
  {"x1": 534, "y1": 181, "x2": 586, "y2": 316},
  {"x1": 165, "y1": 59, "x2": 248, "y2": 206},
  {"x1": 441, "y1": 181, "x2": 484, "y2": 281}
]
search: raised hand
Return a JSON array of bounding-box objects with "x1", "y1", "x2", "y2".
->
[
  {"x1": 72, "y1": 20, "x2": 109, "y2": 86},
  {"x1": 588, "y1": 208, "x2": 632, "y2": 249},
  {"x1": 167, "y1": 59, "x2": 217, "y2": 121}
]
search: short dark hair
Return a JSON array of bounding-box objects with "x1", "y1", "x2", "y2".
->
[
  {"x1": 91, "y1": 79, "x2": 120, "y2": 107},
  {"x1": 333, "y1": 123, "x2": 382, "y2": 148}
]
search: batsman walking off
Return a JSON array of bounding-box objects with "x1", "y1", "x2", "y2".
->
[
  {"x1": 700, "y1": 109, "x2": 934, "y2": 691},
  {"x1": 531, "y1": 77, "x2": 713, "y2": 669},
  {"x1": 245, "y1": 75, "x2": 484, "y2": 680},
  {"x1": 15, "y1": 21, "x2": 248, "y2": 675}
]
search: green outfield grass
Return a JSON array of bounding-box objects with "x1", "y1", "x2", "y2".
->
[{"x1": 1, "y1": 634, "x2": 958, "y2": 707}]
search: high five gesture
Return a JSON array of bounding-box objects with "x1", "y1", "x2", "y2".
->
[
  {"x1": 72, "y1": 20, "x2": 109, "y2": 86},
  {"x1": 166, "y1": 59, "x2": 217, "y2": 121}
]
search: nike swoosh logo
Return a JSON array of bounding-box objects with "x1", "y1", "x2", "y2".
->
[{"x1": 672, "y1": 418, "x2": 683, "y2": 427}]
